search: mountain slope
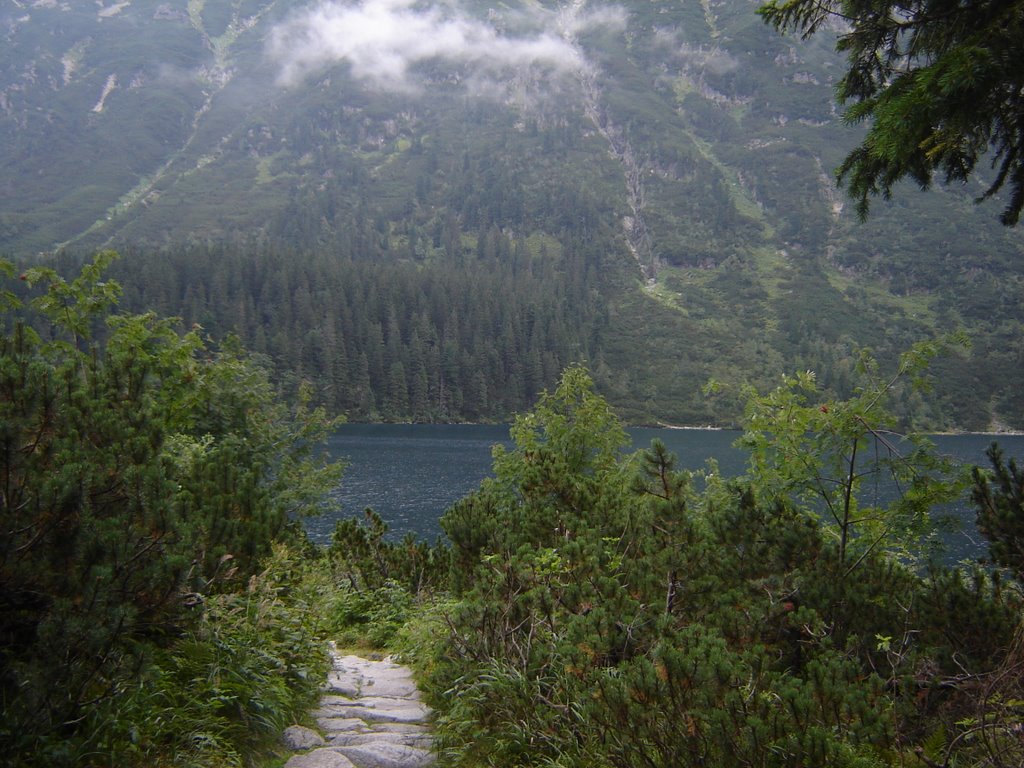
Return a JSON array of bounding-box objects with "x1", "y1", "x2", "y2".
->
[{"x1": 3, "y1": 0, "x2": 1022, "y2": 428}]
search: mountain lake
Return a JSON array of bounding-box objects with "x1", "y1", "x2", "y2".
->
[{"x1": 307, "y1": 423, "x2": 1024, "y2": 564}]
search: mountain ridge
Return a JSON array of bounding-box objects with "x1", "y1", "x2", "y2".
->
[{"x1": 3, "y1": 0, "x2": 1022, "y2": 429}]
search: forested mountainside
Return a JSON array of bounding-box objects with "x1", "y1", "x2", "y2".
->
[{"x1": 3, "y1": 0, "x2": 1023, "y2": 428}]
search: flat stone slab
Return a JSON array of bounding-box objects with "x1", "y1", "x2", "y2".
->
[
  {"x1": 334, "y1": 742, "x2": 435, "y2": 768},
  {"x1": 319, "y1": 704, "x2": 429, "y2": 724},
  {"x1": 321, "y1": 695, "x2": 366, "y2": 707},
  {"x1": 324, "y1": 678, "x2": 362, "y2": 697},
  {"x1": 316, "y1": 694, "x2": 431, "y2": 725},
  {"x1": 318, "y1": 696, "x2": 425, "y2": 712},
  {"x1": 352, "y1": 695, "x2": 428, "y2": 710},
  {"x1": 364, "y1": 723, "x2": 431, "y2": 735},
  {"x1": 329, "y1": 731, "x2": 433, "y2": 749},
  {"x1": 283, "y1": 724, "x2": 327, "y2": 750},
  {"x1": 317, "y1": 716, "x2": 372, "y2": 734},
  {"x1": 337, "y1": 656, "x2": 423, "y2": 698},
  {"x1": 284, "y1": 748, "x2": 357, "y2": 768}
]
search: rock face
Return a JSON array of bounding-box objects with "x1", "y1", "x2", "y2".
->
[
  {"x1": 283, "y1": 725, "x2": 327, "y2": 751},
  {"x1": 284, "y1": 644, "x2": 435, "y2": 768}
]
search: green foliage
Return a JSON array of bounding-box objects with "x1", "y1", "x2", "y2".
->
[
  {"x1": 328, "y1": 508, "x2": 449, "y2": 594},
  {"x1": 72, "y1": 544, "x2": 330, "y2": 768},
  {"x1": 327, "y1": 581, "x2": 415, "y2": 650},
  {"x1": 759, "y1": 0, "x2": 1024, "y2": 225},
  {"x1": 431, "y1": 367, "x2": 932, "y2": 766},
  {"x1": 413, "y1": 363, "x2": 1024, "y2": 767},
  {"x1": 0, "y1": 253, "x2": 342, "y2": 766},
  {"x1": 739, "y1": 341, "x2": 970, "y2": 570},
  {"x1": 973, "y1": 443, "x2": 1024, "y2": 581},
  {"x1": 323, "y1": 508, "x2": 449, "y2": 648},
  {"x1": 53, "y1": 543, "x2": 329, "y2": 767}
]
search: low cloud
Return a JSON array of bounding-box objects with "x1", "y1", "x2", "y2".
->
[
  {"x1": 268, "y1": 0, "x2": 624, "y2": 92},
  {"x1": 683, "y1": 45, "x2": 738, "y2": 77},
  {"x1": 650, "y1": 29, "x2": 739, "y2": 77}
]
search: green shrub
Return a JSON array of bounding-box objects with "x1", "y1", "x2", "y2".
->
[
  {"x1": 71, "y1": 545, "x2": 328, "y2": 767},
  {"x1": 0, "y1": 256, "x2": 340, "y2": 766}
]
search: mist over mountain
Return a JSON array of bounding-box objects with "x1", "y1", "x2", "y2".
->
[{"x1": 3, "y1": 0, "x2": 1022, "y2": 429}]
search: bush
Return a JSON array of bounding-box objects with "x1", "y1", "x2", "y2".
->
[{"x1": 0, "y1": 255, "x2": 341, "y2": 766}]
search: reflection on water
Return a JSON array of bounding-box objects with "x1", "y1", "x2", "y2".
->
[{"x1": 307, "y1": 423, "x2": 1024, "y2": 565}]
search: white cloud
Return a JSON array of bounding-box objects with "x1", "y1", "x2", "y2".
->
[
  {"x1": 268, "y1": 0, "x2": 623, "y2": 92},
  {"x1": 648, "y1": 28, "x2": 739, "y2": 77},
  {"x1": 554, "y1": 4, "x2": 627, "y2": 38}
]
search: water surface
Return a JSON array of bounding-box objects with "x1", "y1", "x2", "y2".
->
[{"x1": 309, "y1": 424, "x2": 1024, "y2": 565}]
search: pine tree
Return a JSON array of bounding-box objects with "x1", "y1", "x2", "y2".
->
[
  {"x1": 0, "y1": 254, "x2": 342, "y2": 762},
  {"x1": 973, "y1": 443, "x2": 1024, "y2": 580}
]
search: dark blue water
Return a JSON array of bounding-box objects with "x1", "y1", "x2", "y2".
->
[
  {"x1": 308, "y1": 424, "x2": 1024, "y2": 564},
  {"x1": 307, "y1": 423, "x2": 514, "y2": 544}
]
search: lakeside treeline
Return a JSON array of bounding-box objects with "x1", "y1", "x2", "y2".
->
[
  {"x1": 28, "y1": 241, "x2": 1015, "y2": 432},
  {"x1": 108, "y1": 239, "x2": 606, "y2": 423}
]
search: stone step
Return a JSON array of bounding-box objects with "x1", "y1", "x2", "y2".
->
[
  {"x1": 317, "y1": 703, "x2": 430, "y2": 725},
  {"x1": 285, "y1": 749, "x2": 356, "y2": 768},
  {"x1": 328, "y1": 730, "x2": 433, "y2": 749},
  {"x1": 317, "y1": 716, "x2": 373, "y2": 735},
  {"x1": 332, "y1": 742, "x2": 435, "y2": 768}
]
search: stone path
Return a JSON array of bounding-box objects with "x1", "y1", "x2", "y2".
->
[{"x1": 282, "y1": 643, "x2": 436, "y2": 768}]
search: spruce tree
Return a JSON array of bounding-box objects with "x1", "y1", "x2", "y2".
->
[
  {"x1": 760, "y1": 0, "x2": 1024, "y2": 224},
  {"x1": 973, "y1": 443, "x2": 1024, "y2": 580}
]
